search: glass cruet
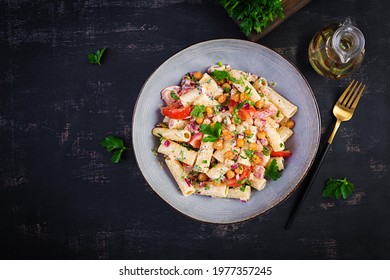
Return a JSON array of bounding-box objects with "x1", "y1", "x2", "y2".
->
[{"x1": 308, "y1": 18, "x2": 365, "y2": 79}]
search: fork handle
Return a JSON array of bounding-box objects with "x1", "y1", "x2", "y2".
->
[{"x1": 285, "y1": 142, "x2": 331, "y2": 229}]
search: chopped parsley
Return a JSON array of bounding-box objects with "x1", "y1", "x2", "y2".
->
[
  {"x1": 88, "y1": 48, "x2": 106, "y2": 65},
  {"x1": 210, "y1": 70, "x2": 239, "y2": 83},
  {"x1": 170, "y1": 91, "x2": 179, "y2": 100},
  {"x1": 322, "y1": 177, "x2": 355, "y2": 200},
  {"x1": 263, "y1": 146, "x2": 270, "y2": 156},
  {"x1": 190, "y1": 105, "x2": 206, "y2": 118}
]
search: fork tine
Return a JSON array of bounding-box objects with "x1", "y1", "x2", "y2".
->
[
  {"x1": 338, "y1": 80, "x2": 355, "y2": 105},
  {"x1": 346, "y1": 82, "x2": 363, "y2": 108},
  {"x1": 350, "y1": 84, "x2": 366, "y2": 110},
  {"x1": 342, "y1": 80, "x2": 359, "y2": 106}
]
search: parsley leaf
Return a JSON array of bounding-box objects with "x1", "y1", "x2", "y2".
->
[
  {"x1": 322, "y1": 177, "x2": 355, "y2": 200},
  {"x1": 88, "y1": 48, "x2": 106, "y2": 65},
  {"x1": 170, "y1": 91, "x2": 179, "y2": 100},
  {"x1": 265, "y1": 159, "x2": 281, "y2": 180},
  {"x1": 210, "y1": 70, "x2": 239, "y2": 83},
  {"x1": 199, "y1": 122, "x2": 222, "y2": 142},
  {"x1": 190, "y1": 105, "x2": 206, "y2": 118},
  {"x1": 100, "y1": 136, "x2": 130, "y2": 163}
]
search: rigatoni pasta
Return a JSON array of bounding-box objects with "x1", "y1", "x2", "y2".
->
[{"x1": 153, "y1": 64, "x2": 297, "y2": 201}]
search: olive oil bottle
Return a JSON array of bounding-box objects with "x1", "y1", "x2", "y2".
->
[{"x1": 308, "y1": 18, "x2": 365, "y2": 79}]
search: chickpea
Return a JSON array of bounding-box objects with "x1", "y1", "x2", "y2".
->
[
  {"x1": 257, "y1": 131, "x2": 266, "y2": 139},
  {"x1": 213, "y1": 180, "x2": 221, "y2": 186},
  {"x1": 223, "y1": 134, "x2": 232, "y2": 141},
  {"x1": 198, "y1": 173, "x2": 208, "y2": 182},
  {"x1": 235, "y1": 165, "x2": 244, "y2": 175},
  {"x1": 205, "y1": 107, "x2": 214, "y2": 116},
  {"x1": 286, "y1": 120, "x2": 295, "y2": 129},
  {"x1": 231, "y1": 93, "x2": 239, "y2": 102},
  {"x1": 236, "y1": 138, "x2": 245, "y2": 148},
  {"x1": 224, "y1": 151, "x2": 234, "y2": 160},
  {"x1": 193, "y1": 71, "x2": 203, "y2": 81},
  {"x1": 217, "y1": 94, "x2": 227, "y2": 103},
  {"x1": 222, "y1": 83, "x2": 231, "y2": 93},
  {"x1": 255, "y1": 99, "x2": 264, "y2": 109},
  {"x1": 252, "y1": 154, "x2": 261, "y2": 165},
  {"x1": 249, "y1": 143, "x2": 258, "y2": 151},
  {"x1": 244, "y1": 129, "x2": 252, "y2": 136},
  {"x1": 213, "y1": 140, "x2": 224, "y2": 150},
  {"x1": 196, "y1": 117, "x2": 204, "y2": 125},
  {"x1": 226, "y1": 170, "x2": 235, "y2": 179},
  {"x1": 240, "y1": 92, "x2": 247, "y2": 102}
]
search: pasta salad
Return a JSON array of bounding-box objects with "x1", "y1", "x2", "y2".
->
[{"x1": 152, "y1": 63, "x2": 298, "y2": 202}]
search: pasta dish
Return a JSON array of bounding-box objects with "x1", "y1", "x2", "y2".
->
[{"x1": 152, "y1": 63, "x2": 298, "y2": 202}]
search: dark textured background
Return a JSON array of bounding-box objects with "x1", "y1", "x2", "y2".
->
[{"x1": 1, "y1": 0, "x2": 389, "y2": 259}]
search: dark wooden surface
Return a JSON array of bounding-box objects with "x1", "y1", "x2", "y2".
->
[{"x1": 1, "y1": 0, "x2": 389, "y2": 260}]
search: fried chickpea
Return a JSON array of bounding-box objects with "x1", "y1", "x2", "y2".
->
[
  {"x1": 252, "y1": 154, "x2": 261, "y2": 165},
  {"x1": 285, "y1": 120, "x2": 295, "y2": 129},
  {"x1": 240, "y1": 92, "x2": 247, "y2": 102},
  {"x1": 205, "y1": 107, "x2": 214, "y2": 116},
  {"x1": 249, "y1": 143, "x2": 258, "y2": 151},
  {"x1": 221, "y1": 83, "x2": 231, "y2": 93},
  {"x1": 235, "y1": 165, "x2": 244, "y2": 175},
  {"x1": 224, "y1": 151, "x2": 234, "y2": 160},
  {"x1": 257, "y1": 131, "x2": 266, "y2": 139},
  {"x1": 226, "y1": 170, "x2": 235, "y2": 179},
  {"x1": 236, "y1": 138, "x2": 245, "y2": 148},
  {"x1": 193, "y1": 71, "x2": 203, "y2": 81},
  {"x1": 217, "y1": 94, "x2": 227, "y2": 103},
  {"x1": 213, "y1": 180, "x2": 221, "y2": 186},
  {"x1": 231, "y1": 93, "x2": 239, "y2": 102},
  {"x1": 198, "y1": 173, "x2": 208, "y2": 182},
  {"x1": 244, "y1": 129, "x2": 252, "y2": 136},
  {"x1": 196, "y1": 117, "x2": 204, "y2": 125},
  {"x1": 255, "y1": 99, "x2": 265, "y2": 109},
  {"x1": 213, "y1": 140, "x2": 224, "y2": 150}
]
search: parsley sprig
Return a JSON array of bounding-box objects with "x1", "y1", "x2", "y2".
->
[
  {"x1": 199, "y1": 122, "x2": 222, "y2": 142},
  {"x1": 322, "y1": 177, "x2": 355, "y2": 200},
  {"x1": 265, "y1": 159, "x2": 281, "y2": 181},
  {"x1": 210, "y1": 70, "x2": 239, "y2": 83},
  {"x1": 88, "y1": 47, "x2": 106, "y2": 65},
  {"x1": 218, "y1": 0, "x2": 284, "y2": 36},
  {"x1": 100, "y1": 136, "x2": 130, "y2": 163},
  {"x1": 190, "y1": 105, "x2": 206, "y2": 118}
]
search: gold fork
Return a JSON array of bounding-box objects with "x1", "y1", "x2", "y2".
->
[{"x1": 286, "y1": 80, "x2": 366, "y2": 229}]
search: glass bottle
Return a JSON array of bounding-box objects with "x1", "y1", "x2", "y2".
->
[{"x1": 308, "y1": 18, "x2": 365, "y2": 79}]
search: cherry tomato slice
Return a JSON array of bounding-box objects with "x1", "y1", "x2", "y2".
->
[
  {"x1": 270, "y1": 150, "x2": 293, "y2": 157},
  {"x1": 161, "y1": 106, "x2": 192, "y2": 119}
]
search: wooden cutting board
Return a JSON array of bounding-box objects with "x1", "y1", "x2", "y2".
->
[{"x1": 238, "y1": 0, "x2": 312, "y2": 41}]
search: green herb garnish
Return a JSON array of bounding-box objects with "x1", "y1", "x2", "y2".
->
[
  {"x1": 191, "y1": 105, "x2": 206, "y2": 118},
  {"x1": 100, "y1": 136, "x2": 130, "y2": 163},
  {"x1": 322, "y1": 177, "x2": 355, "y2": 200},
  {"x1": 170, "y1": 91, "x2": 179, "y2": 100},
  {"x1": 88, "y1": 47, "x2": 106, "y2": 65},
  {"x1": 265, "y1": 159, "x2": 281, "y2": 180},
  {"x1": 200, "y1": 122, "x2": 223, "y2": 142},
  {"x1": 217, "y1": 0, "x2": 284, "y2": 36},
  {"x1": 210, "y1": 70, "x2": 239, "y2": 83},
  {"x1": 263, "y1": 146, "x2": 270, "y2": 156}
]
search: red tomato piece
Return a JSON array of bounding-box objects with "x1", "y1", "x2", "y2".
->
[
  {"x1": 161, "y1": 106, "x2": 192, "y2": 119},
  {"x1": 270, "y1": 150, "x2": 293, "y2": 157},
  {"x1": 238, "y1": 106, "x2": 256, "y2": 121}
]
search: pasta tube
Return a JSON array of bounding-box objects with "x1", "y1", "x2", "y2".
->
[
  {"x1": 153, "y1": 128, "x2": 191, "y2": 142},
  {"x1": 226, "y1": 186, "x2": 251, "y2": 202},
  {"x1": 157, "y1": 139, "x2": 198, "y2": 166},
  {"x1": 165, "y1": 158, "x2": 195, "y2": 196},
  {"x1": 194, "y1": 182, "x2": 229, "y2": 198}
]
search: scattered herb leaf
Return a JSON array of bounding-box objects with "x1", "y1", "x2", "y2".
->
[
  {"x1": 210, "y1": 70, "x2": 239, "y2": 83},
  {"x1": 322, "y1": 177, "x2": 355, "y2": 200},
  {"x1": 88, "y1": 47, "x2": 106, "y2": 65},
  {"x1": 100, "y1": 136, "x2": 130, "y2": 163},
  {"x1": 190, "y1": 105, "x2": 206, "y2": 118}
]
